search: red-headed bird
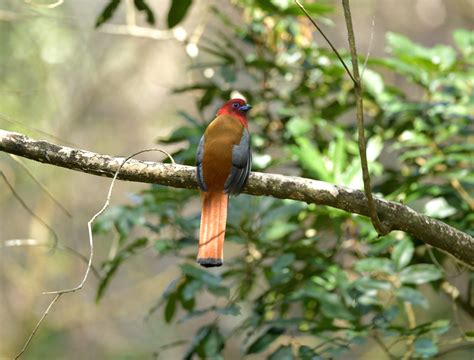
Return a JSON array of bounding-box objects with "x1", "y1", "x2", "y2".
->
[{"x1": 195, "y1": 98, "x2": 252, "y2": 267}]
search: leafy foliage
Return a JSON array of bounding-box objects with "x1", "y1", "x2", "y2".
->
[
  {"x1": 96, "y1": 0, "x2": 192, "y2": 28},
  {"x1": 167, "y1": 0, "x2": 193, "y2": 29},
  {"x1": 93, "y1": 1, "x2": 473, "y2": 358}
]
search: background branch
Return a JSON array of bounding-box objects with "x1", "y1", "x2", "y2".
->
[
  {"x1": 1, "y1": 129, "x2": 473, "y2": 266},
  {"x1": 296, "y1": 0, "x2": 387, "y2": 235},
  {"x1": 341, "y1": 0, "x2": 387, "y2": 235}
]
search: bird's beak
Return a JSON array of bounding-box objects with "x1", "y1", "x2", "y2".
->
[{"x1": 239, "y1": 104, "x2": 252, "y2": 113}]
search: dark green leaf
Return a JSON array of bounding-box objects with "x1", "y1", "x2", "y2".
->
[
  {"x1": 95, "y1": 0, "x2": 121, "y2": 28},
  {"x1": 165, "y1": 294, "x2": 177, "y2": 323},
  {"x1": 395, "y1": 287, "x2": 428, "y2": 308},
  {"x1": 215, "y1": 304, "x2": 241, "y2": 316},
  {"x1": 182, "y1": 280, "x2": 202, "y2": 301},
  {"x1": 198, "y1": 326, "x2": 225, "y2": 358},
  {"x1": 272, "y1": 254, "x2": 295, "y2": 273},
  {"x1": 246, "y1": 327, "x2": 285, "y2": 354},
  {"x1": 199, "y1": 87, "x2": 217, "y2": 111},
  {"x1": 269, "y1": 345, "x2": 294, "y2": 360},
  {"x1": 96, "y1": 237, "x2": 148, "y2": 301},
  {"x1": 184, "y1": 325, "x2": 212, "y2": 360},
  {"x1": 298, "y1": 345, "x2": 321, "y2": 360},
  {"x1": 167, "y1": 0, "x2": 192, "y2": 28},
  {"x1": 134, "y1": 0, "x2": 155, "y2": 25},
  {"x1": 180, "y1": 264, "x2": 222, "y2": 288}
]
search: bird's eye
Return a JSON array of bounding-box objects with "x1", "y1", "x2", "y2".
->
[{"x1": 232, "y1": 102, "x2": 240, "y2": 108}]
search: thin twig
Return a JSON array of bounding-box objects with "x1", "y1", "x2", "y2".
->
[
  {"x1": 295, "y1": 0, "x2": 356, "y2": 84},
  {"x1": 402, "y1": 302, "x2": 417, "y2": 360},
  {"x1": 361, "y1": 17, "x2": 375, "y2": 81},
  {"x1": 0, "y1": 171, "x2": 59, "y2": 248},
  {"x1": 43, "y1": 148, "x2": 174, "y2": 296},
  {"x1": 14, "y1": 293, "x2": 62, "y2": 360},
  {"x1": 9, "y1": 154, "x2": 72, "y2": 218},
  {"x1": 450, "y1": 178, "x2": 474, "y2": 210},
  {"x1": 341, "y1": 0, "x2": 387, "y2": 235},
  {"x1": 14, "y1": 148, "x2": 175, "y2": 358},
  {"x1": 372, "y1": 333, "x2": 396, "y2": 360},
  {"x1": 0, "y1": 113, "x2": 77, "y2": 147},
  {"x1": 434, "y1": 343, "x2": 474, "y2": 358},
  {"x1": 100, "y1": 24, "x2": 182, "y2": 41},
  {"x1": 24, "y1": 0, "x2": 63, "y2": 9}
]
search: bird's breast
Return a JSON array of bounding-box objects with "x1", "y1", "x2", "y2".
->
[{"x1": 202, "y1": 115, "x2": 244, "y2": 191}]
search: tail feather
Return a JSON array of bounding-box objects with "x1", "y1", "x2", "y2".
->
[{"x1": 197, "y1": 191, "x2": 228, "y2": 267}]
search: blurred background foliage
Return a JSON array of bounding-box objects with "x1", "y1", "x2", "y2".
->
[{"x1": 0, "y1": 0, "x2": 473, "y2": 359}]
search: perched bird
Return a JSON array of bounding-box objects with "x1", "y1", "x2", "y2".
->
[{"x1": 195, "y1": 98, "x2": 252, "y2": 267}]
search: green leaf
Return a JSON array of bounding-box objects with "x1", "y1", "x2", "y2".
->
[
  {"x1": 414, "y1": 338, "x2": 438, "y2": 358},
  {"x1": 95, "y1": 0, "x2": 121, "y2": 28},
  {"x1": 331, "y1": 132, "x2": 347, "y2": 181},
  {"x1": 286, "y1": 117, "x2": 312, "y2": 137},
  {"x1": 181, "y1": 280, "x2": 202, "y2": 301},
  {"x1": 399, "y1": 264, "x2": 443, "y2": 284},
  {"x1": 298, "y1": 345, "x2": 321, "y2": 360},
  {"x1": 354, "y1": 278, "x2": 392, "y2": 291},
  {"x1": 304, "y1": 287, "x2": 355, "y2": 321},
  {"x1": 199, "y1": 87, "x2": 217, "y2": 111},
  {"x1": 453, "y1": 29, "x2": 474, "y2": 62},
  {"x1": 184, "y1": 325, "x2": 212, "y2": 359},
  {"x1": 366, "y1": 136, "x2": 383, "y2": 162},
  {"x1": 269, "y1": 345, "x2": 294, "y2": 360},
  {"x1": 272, "y1": 254, "x2": 295, "y2": 273},
  {"x1": 429, "y1": 320, "x2": 450, "y2": 335},
  {"x1": 291, "y1": 137, "x2": 332, "y2": 182},
  {"x1": 216, "y1": 304, "x2": 241, "y2": 316},
  {"x1": 355, "y1": 258, "x2": 394, "y2": 274},
  {"x1": 246, "y1": 327, "x2": 285, "y2": 354},
  {"x1": 134, "y1": 0, "x2": 155, "y2": 25},
  {"x1": 180, "y1": 264, "x2": 222, "y2": 288},
  {"x1": 392, "y1": 238, "x2": 414, "y2": 270},
  {"x1": 197, "y1": 326, "x2": 225, "y2": 358},
  {"x1": 424, "y1": 198, "x2": 457, "y2": 218},
  {"x1": 164, "y1": 294, "x2": 177, "y2": 323},
  {"x1": 96, "y1": 237, "x2": 148, "y2": 301},
  {"x1": 362, "y1": 69, "x2": 384, "y2": 97},
  {"x1": 284, "y1": 3, "x2": 333, "y2": 16},
  {"x1": 395, "y1": 287, "x2": 428, "y2": 308},
  {"x1": 167, "y1": 0, "x2": 192, "y2": 28},
  {"x1": 266, "y1": 223, "x2": 298, "y2": 241}
]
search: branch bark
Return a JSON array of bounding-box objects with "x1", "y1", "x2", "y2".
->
[{"x1": 1, "y1": 129, "x2": 473, "y2": 266}]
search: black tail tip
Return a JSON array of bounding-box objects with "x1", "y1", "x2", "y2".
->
[{"x1": 197, "y1": 258, "x2": 223, "y2": 268}]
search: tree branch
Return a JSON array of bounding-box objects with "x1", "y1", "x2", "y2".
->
[
  {"x1": 1, "y1": 129, "x2": 473, "y2": 266},
  {"x1": 341, "y1": 0, "x2": 387, "y2": 235}
]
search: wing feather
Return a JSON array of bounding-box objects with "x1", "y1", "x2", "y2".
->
[
  {"x1": 224, "y1": 128, "x2": 251, "y2": 195},
  {"x1": 196, "y1": 135, "x2": 208, "y2": 191}
]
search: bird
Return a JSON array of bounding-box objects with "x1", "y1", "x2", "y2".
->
[{"x1": 195, "y1": 98, "x2": 252, "y2": 267}]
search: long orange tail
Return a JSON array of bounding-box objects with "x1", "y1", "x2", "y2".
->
[{"x1": 197, "y1": 191, "x2": 228, "y2": 267}]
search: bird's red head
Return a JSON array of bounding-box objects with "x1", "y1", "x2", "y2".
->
[{"x1": 216, "y1": 98, "x2": 252, "y2": 127}]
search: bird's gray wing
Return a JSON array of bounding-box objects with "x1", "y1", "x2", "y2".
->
[
  {"x1": 195, "y1": 135, "x2": 208, "y2": 191},
  {"x1": 224, "y1": 128, "x2": 251, "y2": 195}
]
